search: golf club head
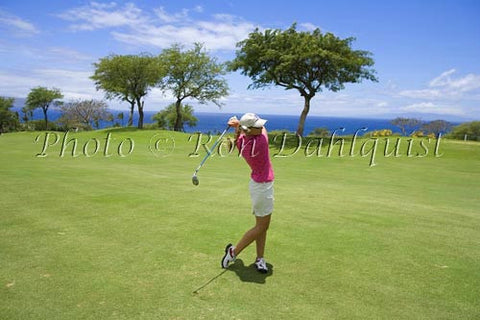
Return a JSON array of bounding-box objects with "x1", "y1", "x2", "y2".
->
[{"x1": 192, "y1": 175, "x2": 199, "y2": 186}]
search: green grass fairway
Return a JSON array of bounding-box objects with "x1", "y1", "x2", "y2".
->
[{"x1": 1, "y1": 129, "x2": 479, "y2": 319}]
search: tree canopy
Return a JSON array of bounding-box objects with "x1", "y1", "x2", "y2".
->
[
  {"x1": 91, "y1": 53, "x2": 163, "y2": 129},
  {"x1": 58, "y1": 99, "x2": 111, "y2": 130},
  {"x1": 0, "y1": 96, "x2": 18, "y2": 133},
  {"x1": 25, "y1": 87, "x2": 63, "y2": 129},
  {"x1": 448, "y1": 121, "x2": 480, "y2": 141},
  {"x1": 421, "y1": 120, "x2": 452, "y2": 136},
  {"x1": 390, "y1": 117, "x2": 423, "y2": 136},
  {"x1": 229, "y1": 24, "x2": 377, "y2": 136},
  {"x1": 152, "y1": 103, "x2": 197, "y2": 131},
  {"x1": 157, "y1": 43, "x2": 229, "y2": 131}
]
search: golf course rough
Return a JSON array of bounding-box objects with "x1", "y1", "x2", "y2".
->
[{"x1": 1, "y1": 129, "x2": 479, "y2": 319}]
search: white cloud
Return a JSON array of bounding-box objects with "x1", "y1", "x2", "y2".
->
[
  {"x1": 0, "y1": 41, "x2": 93, "y2": 70},
  {"x1": 46, "y1": 47, "x2": 92, "y2": 62},
  {"x1": 193, "y1": 6, "x2": 204, "y2": 13},
  {"x1": 153, "y1": 7, "x2": 189, "y2": 23},
  {"x1": 0, "y1": 71, "x2": 36, "y2": 97},
  {"x1": 299, "y1": 22, "x2": 318, "y2": 31},
  {"x1": 154, "y1": 6, "x2": 202, "y2": 23},
  {"x1": 392, "y1": 70, "x2": 480, "y2": 118},
  {"x1": 112, "y1": 17, "x2": 254, "y2": 51},
  {"x1": 428, "y1": 69, "x2": 456, "y2": 87},
  {"x1": 0, "y1": 10, "x2": 39, "y2": 36},
  {"x1": 400, "y1": 102, "x2": 465, "y2": 116},
  {"x1": 430, "y1": 70, "x2": 480, "y2": 93},
  {"x1": 402, "y1": 102, "x2": 436, "y2": 111},
  {"x1": 57, "y1": 3, "x2": 256, "y2": 51},
  {"x1": 398, "y1": 88, "x2": 441, "y2": 99},
  {"x1": 399, "y1": 69, "x2": 480, "y2": 99},
  {"x1": 58, "y1": 2, "x2": 144, "y2": 31},
  {"x1": 0, "y1": 68, "x2": 100, "y2": 100},
  {"x1": 376, "y1": 101, "x2": 388, "y2": 107},
  {"x1": 312, "y1": 95, "x2": 395, "y2": 118}
]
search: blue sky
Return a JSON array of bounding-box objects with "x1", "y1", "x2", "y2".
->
[{"x1": 1, "y1": 0, "x2": 479, "y2": 121}]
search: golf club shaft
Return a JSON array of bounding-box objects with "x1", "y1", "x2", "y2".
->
[{"x1": 194, "y1": 126, "x2": 230, "y2": 173}]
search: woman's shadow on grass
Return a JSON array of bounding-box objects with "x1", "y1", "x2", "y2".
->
[
  {"x1": 192, "y1": 259, "x2": 273, "y2": 294},
  {"x1": 228, "y1": 259, "x2": 273, "y2": 284}
]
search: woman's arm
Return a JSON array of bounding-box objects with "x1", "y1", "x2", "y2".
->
[{"x1": 228, "y1": 116, "x2": 242, "y2": 144}]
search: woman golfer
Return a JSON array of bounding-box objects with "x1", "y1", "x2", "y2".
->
[{"x1": 221, "y1": 113, "x2": 274, "y2": 273}]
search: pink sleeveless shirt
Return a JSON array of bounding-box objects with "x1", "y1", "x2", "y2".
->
[{"x1": 237, "y1": 131, "x2": 274, "y2": 183}]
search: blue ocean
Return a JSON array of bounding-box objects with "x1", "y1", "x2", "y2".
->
[
  {"x1": 189, "y1": 112, "x2": 398, "y2": 135},
  {"x1": 25, "y1": 108, "x2": 400, "y2": 135}
]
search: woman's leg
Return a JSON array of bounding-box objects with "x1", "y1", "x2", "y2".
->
[
  {"x1": 256, "y1": 227, "x2": 268, "y2": 259},
  {"x1": 234, "y1": 214, "x2": 271, "y2": 257}
]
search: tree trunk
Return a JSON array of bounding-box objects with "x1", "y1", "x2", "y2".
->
[
  {"x1": 137, "y1": 98, "x2": 144, "y2": 129},
  {"x1": 296, "y1": 96, "x2": 312, "y2": 137},
  {"x1": 127, "y1": 102, "x2": 134, "y2": 127},
  {"x1": 174, "y1": 100, "x2": 183, "y2": 132},
  {"x1": 42, "y1": 106, "x2": 48, "y2": 130}
]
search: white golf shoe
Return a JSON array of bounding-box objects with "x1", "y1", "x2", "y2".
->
[
  {"x1": 221, "y1": 244, "x2": 236, "y2": 268},
  {"x1": 255, "y1": 257, "x2": 268, "y2": 273}
]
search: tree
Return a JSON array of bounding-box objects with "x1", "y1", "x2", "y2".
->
[
  {"x1": 117, "y1": 112, "x2": 124, "y2": 127},
  {"x1": 390, "y1": 117, "x2": 423, "y2": 136},
  {"x1": 421, "y1": 120, "x2": 452, "y2": 136},
  {"x1": 91, "y1": 53, "x2": 163, "y2": 129},
  {"x1": 448, "y1": 121, "x2": 480, "y2": 141},
  {"x1": 106, "y1": 113, "x2": 115, "y2": 127},
  {"x1": 0, "y1": 96, "x2": 19, "y2": 133},
  {"x1": 152, "y1": 103, "x2": 198, "y2": 130},
  {"x1": 21, "y1": 106, "x2": 33, "y2": 123},
  {"x1": 309, "y1": 127, "x2": 330, "y2": 137},
  {"x1": 228, "y1": 24, "x2": 377, "y2": 136},
  {"x1": 57, "y1": 99, "x2": 111, "y2": 130},
  {"x1": 25, "y1": 87, "x2": 63, "y2": 129},
  {"x1": 157, "y1": 43, "x2": 229, "y2": 131}
]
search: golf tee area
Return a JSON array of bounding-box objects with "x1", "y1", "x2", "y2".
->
[{"x1": 1, "y1": 128, "x2": 479, "y2": 319}]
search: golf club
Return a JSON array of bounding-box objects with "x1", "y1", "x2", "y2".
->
[{"x1": 192, "y1": 125, "x2": 231, "y2": 186}]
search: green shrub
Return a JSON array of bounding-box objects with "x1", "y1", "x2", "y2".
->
[
  {"x1": 27, "y1": 120, "x2": 62, "y2": 131},
  {"x1": 308, "y1": 127, "x2": 330, "y2": 137},
  {"x1": 370, "y1": 129, "x2": 393, "y2": 137},
  {"x1": 447, "y1": 121, "x2": 480, "y2": 141}
]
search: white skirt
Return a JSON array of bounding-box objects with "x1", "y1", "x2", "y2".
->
[{"x1": 249, "y1": 179, "x2": 274, "y2": 217}]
